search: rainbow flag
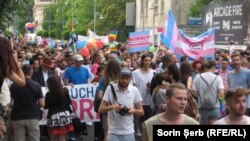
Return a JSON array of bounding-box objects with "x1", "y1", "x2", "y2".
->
[{"x1": 108, "y1": 30, "x2": 118, "y2": 41}]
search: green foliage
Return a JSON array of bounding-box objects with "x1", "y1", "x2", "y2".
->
[
  {"x1": 36, "y1": 30, "x2": 43, "y2": 36},
  {"x1": 4, "y1": 30, "x2": 13, "y2": 37},
  {"x1": 42, "y1": 30, "x2": 49, "y2": 37},
  {"x1": 41, "y1": 0, "x2": 135, "y2": 41},
  {"x1": 62, "y1": 30, "x2": 70, "y2": 40},
  {"x1": 96, "y1": 0, "x2": 135, "y2": 42},
  {"x1": 74, "y1": 26, "x2": 85, "y2": 36},
  {"x1": 0, "y1": 0, "x2": 33, "y2": 34},
  {"x1": 49, "y1": 30, "x2": 56, "y2": 38},
  {"x1": 188, "y1": 0, "x2": 232, "y2": 17}
]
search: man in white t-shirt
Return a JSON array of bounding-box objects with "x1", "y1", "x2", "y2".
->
[
  {"x1": 214, "y1": 87, "x2": 250, "y2": 125},
  {"x1": 132, "y1": 54, "x2": 155, "y2": 133},
  {"x1": 98, "y1": 68, "x2": 144, "y2": 141}
]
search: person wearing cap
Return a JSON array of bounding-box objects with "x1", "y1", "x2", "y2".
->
[
  {"x1": 98, "y1": 68, "x2": 144, "y2": 141},
  {"x1": 64, "y1": 54, "x2": 91, "y2": 85},
  {"x1": 64, "y1": 54, "x2": 92, "y2": 140}
]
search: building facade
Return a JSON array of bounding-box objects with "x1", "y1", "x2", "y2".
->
[
  {"x1": 33, "y1": 0, "x2": 56, "y2": 31},
  {"x1": 135, "y1": 0, "x2": 197, "y2": 46}
]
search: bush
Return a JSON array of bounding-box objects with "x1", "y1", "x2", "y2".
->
[
  {"x1": 74, "y1": 26, "x2": 84, "y2": 36},
  {"x1": 36, "y1": 30, "x2": 43, "y2": 36},
  {"x1": 42, "y1": 30, "x2": 49, "y2": 37},
  {"x1": 49, "y1": 30, "x2": 56, "y2": 38},
  {"x1": 4, "y1": 30, "x2": 13, "y2": 37},
  {"x1": 62, "y1": 30, "x2": 70, "y2": 40}
]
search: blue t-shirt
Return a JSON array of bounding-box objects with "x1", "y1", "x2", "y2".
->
[
  {"x1": 98, "y1": 77, "x2": 106, "y2": 91},
  {"x1": 64, "y1": 66, "x2": 90, "y2": 84},
  {"x1": 228, "y1": 68, "x2": 250, "y2": 88},
  {"x1": 228, "y1": 68, "x2": 250, "y2": 107}
]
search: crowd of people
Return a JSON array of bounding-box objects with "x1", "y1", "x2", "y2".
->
[{"x1": 0, "y1": 35, "x2": 250, "y2": 141}]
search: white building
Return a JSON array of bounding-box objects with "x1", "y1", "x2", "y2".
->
[
  {"x1": 135, "y1": 0, "x2": 196, "y2": 46},
  {"x1": 33, "y1": 0, "x2": 56, "y2": 31}
]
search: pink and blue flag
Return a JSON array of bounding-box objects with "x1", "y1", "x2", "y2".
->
[
  {"x1": 161, "y1": 10, "x2": 179, "y2": 52},
  {"x1": 174, "y1": 28, "x2": 215, "y2": 61},
  {"x1": 127, "y1": 31, "x2": 150, "y2": 53}
]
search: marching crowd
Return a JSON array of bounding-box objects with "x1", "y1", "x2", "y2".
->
[{"x1": 0, "y1": 36, "x2": 250, "y2": 141}]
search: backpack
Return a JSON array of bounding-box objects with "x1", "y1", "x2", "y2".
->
[{"x1": 199, "y1": 74, "x2": 218, "y2": 109}]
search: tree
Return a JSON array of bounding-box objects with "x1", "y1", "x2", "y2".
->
[
  {"x1": 36, "y1": 30, "x2": 43, "y2": 36},
  {"x1": 0, "y1": 0, "x2": 33, "y2": 33},
  {"x1": 41, "y1": 0, "x2": 135, "y2": 41},
  {"x1": 96, "y1": 0, "x2": 135, "y2": 42},
  {"x1": 188, "y1": 0, "x2": 232, "y2": 17},
  {"x1": 42, "y1": 0, "x2": 93, "y2": 38}
]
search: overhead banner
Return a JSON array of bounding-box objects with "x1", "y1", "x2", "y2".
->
[
  {"x1": 39, "y1": 84, "x2": 99, "y2": 125},
  {"x1": 127, "y1": 31, "x2": 150, "y2": 53}
]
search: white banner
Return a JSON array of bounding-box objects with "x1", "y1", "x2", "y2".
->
[{"x1": 39, "y1": 84, "x2": 100, "y2": 125}]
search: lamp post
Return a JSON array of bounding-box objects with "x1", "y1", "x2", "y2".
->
[
  {"x1": 94, "y1": 0, "x2": 96, "y2": 36},
  {"x1": 150, "y1": 1, "x2": 156, "y2": 45},
  {"x1": 142, "y1": 0, "x2": 145, "y2": 31},
  {"x1": 60, "y1": 7, "x2": 64, "y2": 40}
]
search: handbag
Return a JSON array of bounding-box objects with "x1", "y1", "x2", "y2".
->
[
  {"x1": 70, "y1": 104, "x2": 82, "y2": 136},
  {"x1": 47, "y1": 111, "x2": 72, "y2": 127}
]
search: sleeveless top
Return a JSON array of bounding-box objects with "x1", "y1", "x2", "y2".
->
[{"x1": 144, "y1": 113, "x2": 199, "y2": 141}]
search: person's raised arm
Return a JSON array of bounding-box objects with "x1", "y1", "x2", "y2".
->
[{"x1": 7, "y1": 54, "x2": 25, "y2": 86}]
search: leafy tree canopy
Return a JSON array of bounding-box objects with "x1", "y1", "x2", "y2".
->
[
  {"x1": 189, "y1": 0, "x2": 233, "y2": 17},
  {"x1": 0, "y1": 0, "x2": 33, "y2": 34},
  {"x1": 42, "y1": 0, "x2": 135, "y2": 41}
]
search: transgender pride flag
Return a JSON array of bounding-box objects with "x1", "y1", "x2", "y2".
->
[
  {"x1": 127, "y1": 31, "x2": 150, "y2": 53},
  {"x1": 174, "y1": 28, "x2": 215, "y2": 61},
  {"x1": 161, "y1": 10, "x2": 179, "y2": 52}
]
